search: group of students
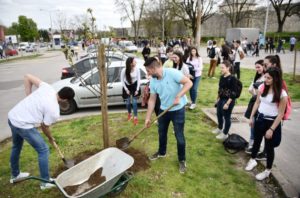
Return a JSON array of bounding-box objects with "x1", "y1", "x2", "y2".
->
[
  {"x1": 122, "y1": 45, "x2": 203, "y2": 126},
  {"x1": 213, "y1": 54, "x2": 289, "y2": 181}
]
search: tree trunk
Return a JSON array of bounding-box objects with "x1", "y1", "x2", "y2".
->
[
  {"x1": 97, "y1": 44, "x2": 109, "y2": 148},
  {"x1": 277, "y1": 22, "x2": 283, "y2": 33},
  {"x1": 195, "y1": 0, "x2": 202, "y2": 51}
]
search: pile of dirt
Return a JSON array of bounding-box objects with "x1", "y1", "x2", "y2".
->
[
  {"x1": 63, "y1": 167, "x2": 106, "y2": 196},
  {"x1": 53, "y1": 147, "x2": 150, "y2": 177},
  {"x1": 125, "y1": 147, "x2": 151, "y2": 172}
]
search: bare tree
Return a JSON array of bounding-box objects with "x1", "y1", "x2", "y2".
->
[
  {"x1": 269, "y1": 0, "x2": 300, "y2": 32},
  {"x1": 170, "y1": 0, "x2": 217, "y2": 40},
  {"x1": 55, "y1": 12, "x2": 68, "y2": 32},
  {"x1": 115, "y1": 0, "x2": 146, "y2": 42},
  {"x1": 219, "y1": 0, "x2": 257, "y2": 28}
]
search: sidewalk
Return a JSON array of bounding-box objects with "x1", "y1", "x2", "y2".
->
[{"x1": 202, "y1": 102, "x2": 300, "y2": 198}]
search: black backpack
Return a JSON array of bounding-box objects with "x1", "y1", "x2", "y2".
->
[
  {"x1": 208, "y1": 47, "x2": 216, "y2": 58},
  {"x1": 234, "y1": 77, "x2": 243, "y2": 98},
  {"x1": 186, "y1": 62, "x2": 195, "y2": 78},
  {"x1": 223, "y1": 134, "x2": 248, "y2": 154}
]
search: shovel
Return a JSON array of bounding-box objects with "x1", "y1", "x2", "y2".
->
[
  {"x1": 116, "y1": 104, "x2": 176, "y2": 150},
  {"x1": 52, "y1": 141, "x2": 75, "y2": 168}
]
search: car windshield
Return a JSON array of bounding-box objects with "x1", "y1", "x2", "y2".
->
[{"x1": 125, "y1": 42, "x2": 134, "y2": 46}]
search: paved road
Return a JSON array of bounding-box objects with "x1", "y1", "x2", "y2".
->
[{"x1": 0, "y1": 50, "x2": 68, "y2": 141}]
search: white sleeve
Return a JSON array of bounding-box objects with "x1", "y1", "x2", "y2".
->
[
  {"x1": 136, "y1": 67, "x2": 141, "y2": 91},
  {"x1": 281, "y1": 89, "x2": 288, "y2": 98},
  {"x1": 120, "y1": 68, "x2": 128, "y2": 91},
  {"x1": 182, "y1": 64, "x2": 190, "y2": 76}
]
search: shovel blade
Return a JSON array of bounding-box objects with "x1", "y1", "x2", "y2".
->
[
  {"x1": 63, "y1": 158, "x2": 75, "y2": 168},
  {"x1": 116, "y1": 137, "x2": 130, "y2": 150}
]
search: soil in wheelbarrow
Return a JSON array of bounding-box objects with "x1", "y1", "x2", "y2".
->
[
  {"x1": 53, "y1": 147, "x2": 150, "y2": 178},
  {"x1": 63, "y1": 167, "x2": 106, "y2": 196}
]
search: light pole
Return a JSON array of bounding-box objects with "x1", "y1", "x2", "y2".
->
[
  {"x1": 263, "y1": 1, "x2": 270, "y2": 46},
  {"x1": 40, "y1": 9, "x2": 58, "y2": 47}
]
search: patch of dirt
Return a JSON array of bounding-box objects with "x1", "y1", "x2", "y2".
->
[
  {"x1": 53, "y1": 147, "x2": 150, "y2": 177},
  {"x1": 63, "y1": 167, "x2": 106, "y2": 196}
]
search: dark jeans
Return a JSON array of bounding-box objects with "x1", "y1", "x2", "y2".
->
[
  {"x1": 154, "y1": 96, "x2": 161, "y2": 117},
  {"x1": 158, "y1": 107, "x2": 186, "y2": 161},
  {"x1": 217, "y1": 98, "x2": 235, "y2": 135},
  {"x1": 251, "y1": 113, "x2": 281, "y2": 169},
  {"x1": 189, "y1": 76, "x2": 201, "y2": 104},
  {"x1": 233, "y1": 62, "x2": 240, "y2": 79}
]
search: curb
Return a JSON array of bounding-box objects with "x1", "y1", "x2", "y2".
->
[{"x1": 202, "y1": 103, "x2": 300, "y2": 198}]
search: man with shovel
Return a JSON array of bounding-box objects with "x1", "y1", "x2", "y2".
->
[
  {"x1": 144, "y1": 57, "x2": 192, "y2": 173},
  {"x1": 8, "y1": 74, "x2": 74, "y2": 190}
]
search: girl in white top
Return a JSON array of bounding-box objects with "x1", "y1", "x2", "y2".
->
[
  {"x1": 245, "y1": 67, "x2": 288, "y2": 181},
  {"x1": 121, "y1": 57, "x2": 141, "y2": 125},
  {"x1": 186, "y1": 47, "x2": 203, "y2": 109},
  {"x1": 172, "y1": 51, "x2": 190, "y2": 77}
]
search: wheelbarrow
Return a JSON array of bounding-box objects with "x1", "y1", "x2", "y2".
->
[{"x1": 16, "y1": 147, "x2": 134, "y2": 198}]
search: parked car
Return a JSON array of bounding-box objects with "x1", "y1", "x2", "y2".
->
[
  {"x1": 119, "y1": 41, "x2": 138, "y2": 53},
  {"x1": 5, "y1": 46, "x2": 18, "y2": 56},
  {"x1": 61, "y1": 51, "x2": 143, "y2": 79},
  {"x1": 52, "y1": 61, "x2": 148, "y2": 115},
  {"x1": 25, "y1": 45, "x2": 37, "y2": 52},
  {"x1": 18, "y1": 42, "x2": 29, "y2": 51}
]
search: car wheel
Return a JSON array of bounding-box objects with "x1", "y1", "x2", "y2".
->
[{"x1": 59, "y1": 99, "x2": 77, "y2": 115}]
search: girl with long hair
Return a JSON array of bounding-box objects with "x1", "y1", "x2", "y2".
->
[
  {"x1": 245, "y1": 67, "x2": 288, "y2": 181},
  {"x1": 121, "y1": 57, "x2": 141, "y2": 125},
  {"x1": 186, "y1": 47, "x2": 203, "y2": 109}
]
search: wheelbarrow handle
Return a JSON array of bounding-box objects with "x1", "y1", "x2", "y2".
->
[
  {"x1": 12, "y1": 176, "x2": 55, "y2": 184},
  {"x1": 129, "y1": 104, "x2": 176, "y2": 142}
]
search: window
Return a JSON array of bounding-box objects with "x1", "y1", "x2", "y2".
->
[{"x1": 140, "y1": 69, "x2": 147, "y2": 80}]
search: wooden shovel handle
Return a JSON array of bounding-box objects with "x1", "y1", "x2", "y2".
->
[
  {"x1": 52, "y1": 141, "x2": 65, "y2": 159},
  {"x1": 130, "y1": 104, "x2": 176, "y2": 142}
]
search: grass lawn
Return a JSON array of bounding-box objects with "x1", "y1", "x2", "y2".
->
[{"x1": 0, "y1": 65, "x2": 299, "y2": 198}]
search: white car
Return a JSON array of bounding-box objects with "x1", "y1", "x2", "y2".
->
[
  {"x1": 119, "y1": 41, "x2": 138, "y2": 53},
  {"x1": 52, "y1": 61, "x2": 149, "y2": 115}
]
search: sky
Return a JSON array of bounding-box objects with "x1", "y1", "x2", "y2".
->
[{"x1": 0, "y1": 0, "x2": 131, "y2": 30}]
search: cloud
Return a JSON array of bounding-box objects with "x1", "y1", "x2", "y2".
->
[{"x1": 0, "y1": 0, "x2": 131, "y2": 29}]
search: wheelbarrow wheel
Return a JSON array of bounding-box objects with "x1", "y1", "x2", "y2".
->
[
  {"x1": 107, "y1": 171, "x2": 133, "y2": 197},
  {"x1": 107, "y1": 181, "x2": 128, "y2": 197}
]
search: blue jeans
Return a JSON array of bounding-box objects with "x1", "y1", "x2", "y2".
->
[
  {"x1": 158, "y1": 107, "x2": 186, "y2": 161},
  {"x1": 126, "y1": 96, "x2": 138, "y2": 117},
  {"x1": 216, "y1": 99, "x2": 235, "y2": 135},
  {"x1": 8, "y1": 120, "x2": 50, "y2": 180},
  {"x1": 189, "y1": 76, "x2": 201, "y2": 104}
]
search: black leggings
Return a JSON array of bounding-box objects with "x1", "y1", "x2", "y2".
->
[{"x1": 251, "y1": 114, "x2": 281, "y2": 169}]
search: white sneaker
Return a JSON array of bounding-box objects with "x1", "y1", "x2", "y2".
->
[
  {"x1": 40, "y1": 178, "x2": 56, "y2": 190},
  {"x1": 10, "y1": 172, "x2": 30, "y2": 183},
  {"x1": 255, "y1": 169, "x2": 271, "y2": 181},
  {"x1": 245, "y1": 158, "x2": 257, "y2": 171},
  {"x1": 189, "y1": 103, "x2": 196, "y2": 110},
  {"x1": 212, "y1": 128, "x2": 222, "y2": 134},
  {"x1": 216, "y1": 133, "x2": 228, "y2": 140}
]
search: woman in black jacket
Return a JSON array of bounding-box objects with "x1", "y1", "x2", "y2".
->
[{"x1": 212, "y1": 60, "x2": 237, "y2": 140}]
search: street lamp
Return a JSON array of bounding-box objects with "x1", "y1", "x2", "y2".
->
[{"x1": 40, "y1": 8, "x2": 59, "y2": 47}]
